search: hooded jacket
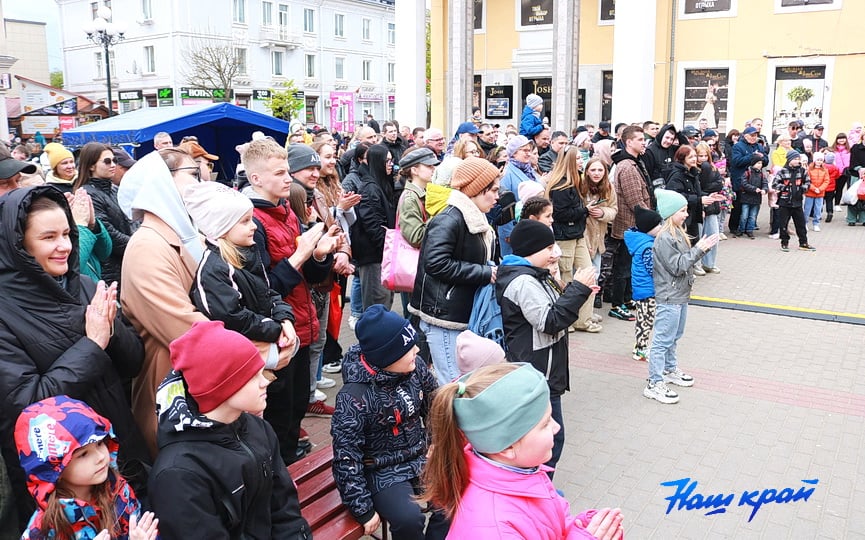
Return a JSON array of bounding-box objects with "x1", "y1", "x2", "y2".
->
[
  {"x1": 730, "y1": 139, "x2": 769, "y2": 190},
  {"x1": 330, "y1": 344, "x2": 437, "y2": 524},
  {"x1": 149, "y1": 371, "x2": 311, "y2": 540},
  {"x1": 82, "y1": 177, "x2": 135, "y2": 286},
  {"x1": 548, "y1": 182, "x2": 588, "y2": 241},
  {"x1": 15, "y1": 396, "x2": 141, "y2": 540},
  {"x1": 740, "y1": 167, "x2": 769, "y2": 206},
  {"x1": 664, "y1": 162, "x2": 704, "y2": 226},
  {"x1": 351, "y1": 157, "x2": 396, "y2": 266},
  {"x1": 643, "y1": 123, "x2": 679, "y2": 182},
  {"x1": 0, "y1": 186, "x2": 148, "y2": 525},
  {"x1": 409, "y1": 189, "x2": 495, "y2": 329},
  {"x1": 119, "y1": 152, "x2": 209, "y2": 456},
  {"x1": 624, "y1": 227, "x2": 655, "y2": 301},
  {"x1": 495, "y1": 256, "x2": 590, "y2": 397},
  {"x1": 243, "y1": 187, "x2": 332, "y2": 349},
  {"x1": 447, "y1": 446, "x2": 598, "y2": 539},
  {"x1": 519, "y1": 105, "x2": 543, "y2": 138},
  {"x1": 191, "y1": 242, "x2": 295, "y2": 345}
]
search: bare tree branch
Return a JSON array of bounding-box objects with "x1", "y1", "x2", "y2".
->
[{"x1": 180, "y1": 33, "x2": 241, "y2": 101}]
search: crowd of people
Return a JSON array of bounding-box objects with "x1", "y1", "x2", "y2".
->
[{"x1": 1, "y1": 94, "x2": 863, "y2": 538}]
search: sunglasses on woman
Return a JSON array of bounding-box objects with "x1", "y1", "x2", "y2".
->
[
  {"x1": 169, "y1": 166, "x2": 202, "y2": 182},
  {"x1": 101, "y1": 157, "x2": 117, "y2": 165}
]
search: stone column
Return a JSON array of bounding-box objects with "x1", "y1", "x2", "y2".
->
[
  {"x1": 394, "y1": 0, "x2": 426, "y2": 129},
  {"x1": 446, "y1": 0, "x2": 473, "y2": 135},
  {"x1": 551, "y1": 0, "x2": 580, "y2": 133},
  {"x1": 611, "y1": 0, "x2": 657, "y2": 124}
]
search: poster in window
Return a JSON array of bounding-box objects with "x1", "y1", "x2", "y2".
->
[
  {"x1": 772, "y1": 66, "x2": 825, "y2": 134},
  {"x1": 683, "y1": 68, "x2": 729, "y2": 133},
  {"x1": 600, "y1": 0, "x2": 615, "y2": 21},
  {"x1": 485, "y1": 85, "x2": 513, "y2": 118},
  {"x1": 781, "y1": 0, "x2": 833, "y2": 6},
  {"x1": 601, "y1": 70, "x2": 613, "y2": 122},
  {"x1": 577, "y1": 89, "x2": 586, "y2": 121},
  {"x1": 683, "y1": 0, "x2": 731, "y2": 14},
  {"x1": 520, "y1": 77, "x2": 552, "y2": 121},
  {"x1": 474, "y1": 0, "x2": 483, "y2": 29},
  {"x1": 520, "y1": 0, "x2": 553, "y2": 26},
  {"x1": 473, "y1": 75, "x2": 482, "y2": 110}
]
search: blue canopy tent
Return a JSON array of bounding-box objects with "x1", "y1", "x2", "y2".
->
[{"x1": 61, "y1": 103, "x2": 289, "y2": 182}]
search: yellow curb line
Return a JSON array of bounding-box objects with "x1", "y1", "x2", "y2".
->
[{"x1": 690, "y1": 295, "x2": 865, "y2": 320}]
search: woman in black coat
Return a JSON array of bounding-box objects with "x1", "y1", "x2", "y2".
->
[
  {"x1": 73, "y1": 142, "x2": 136, "y2": 287},
  {"x1": 0, "y1": 185, "x2": 148, "y2": 530}
]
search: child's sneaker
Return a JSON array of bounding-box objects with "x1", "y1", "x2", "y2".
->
[
  {"x1": 780, "y1": 244, "x2": 789, "y2": 252},
  {"x1": 632, "y1": 347, "x2": 648, "y2": 362},
  {"x1": 643, "y1": 380, "x2": 679, "y2": 404},
  {"x1": 663, "y1": 368, "x2": 695, "y2": 387},
  {"x1": 608, "y1": 305, "x2": 635, "y2": 321},
  {"x1": 322, "y1": 360, "x2": 342, "y2": 374},
  {"x1": 306, "y1": 399, "x2": 335, "y2": 417},
  {"x1": 799, "y1": 244, "x2": 816, "y2": 251}
]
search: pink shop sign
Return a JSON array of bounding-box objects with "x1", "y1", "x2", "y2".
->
[{"x1": 329, "y1": 92, "x2": 355, "y2": 133}]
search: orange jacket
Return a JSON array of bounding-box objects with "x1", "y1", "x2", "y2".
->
[{"x1": 806, "y1": 165, "x2": 830, "y2": 197}]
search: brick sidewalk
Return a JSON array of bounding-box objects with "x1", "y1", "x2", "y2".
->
[{"x1": 302, "y1": 202, "x2": 865, "y2": 538}]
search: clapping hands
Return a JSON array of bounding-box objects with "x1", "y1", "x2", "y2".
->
[{"x1": 85, "y1": 280, "x2": 118, "y2": 349}]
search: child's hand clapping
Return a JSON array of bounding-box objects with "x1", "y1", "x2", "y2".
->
[
  {"x1": 573, "y1": 267, "x2": 596, "y2": 288},
  {"x1": 128, "y1": 512, "x2": 159, "y2": 540},
  {"x1": 696, "y1": 233, "x2": 720, "y2": 252}
]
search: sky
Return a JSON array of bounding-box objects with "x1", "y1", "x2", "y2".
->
[{"x1": 3, "y1": 0, "x2": 63, "y2": 71}]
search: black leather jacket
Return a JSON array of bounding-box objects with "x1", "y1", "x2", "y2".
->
[{"x1": 410, "y1": 205, "x2": 493, "y2": 329}]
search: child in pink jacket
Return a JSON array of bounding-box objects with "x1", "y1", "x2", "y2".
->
[{"x1": 422, "y1": 363, "x2": 624, "y2": 539}]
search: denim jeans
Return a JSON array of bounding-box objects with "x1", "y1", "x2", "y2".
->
[
  {"x1": 308, "y1": 293, "x2": 328, "y2": 402},
  {"x1": 420, "y1": 320, "x2": 461, "y2": 385},
  {"x1": 803, "y1": 196, "x2": 824, "y2": 225},
  {"x1": 547, "y1": 394, "x2": 565, "y2": 480},
  {"x1": 648, "y1": 303, "x2": 688, "y2": 383},
  {"x1": 738, "y1": 203, "x2": 760, "y2": 234},
  {"x1": 700, "y1": 214, "x2": 720, "y2": 268},
  {"x1": 350, "y1": 274, "x2": 363, "y2": 318}
]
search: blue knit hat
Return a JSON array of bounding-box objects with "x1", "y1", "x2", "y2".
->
[
  {"x1": 655, "y1": 188, "x2": 688, "y2": 220},
  {"x1": 355, "y1": 305, "x2": 417, "y2": 369}
]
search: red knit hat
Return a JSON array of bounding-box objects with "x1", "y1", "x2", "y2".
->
[{"x1": 170, "y1": 321, "x2": 264, "y2": 413}]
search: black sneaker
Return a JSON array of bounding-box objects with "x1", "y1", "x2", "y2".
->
[
  {"x1": 624, "y1": 300, "x2": 637, "y2": 311},
  {"x1": 608, "y1": 305, "x2": 636, "y2": 321},
  {"x1": 781, "y1": 245, "x2": 789, "y2": 252},
  {"x1": 799, "y1": 244, "x2": 816, "y2": 251},
  {"x1": 593, "y1": 295, "x2": 603, "y2": 309}
]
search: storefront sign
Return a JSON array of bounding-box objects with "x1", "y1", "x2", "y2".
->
[
  {"x1": 59, "y1": 116, "x2": 77, "y2": 131},
  {"x1": 683, "y1": 68, "x2": 729, "y2": 132},
  {"x1": 21, "y1": 116, "x2": 60, "y2": 135},
  {"x1": 521, "y1": 77, "x2": 552, "y2": 116},
  {"x1": 485, "y1": 85, "x2": 513, "y2": 118},
  {"x1": 600, "y1": 0, "x2": 615, "y2": 21},
  {"x1": 358, "y1": 92, "x2": 382, "y2": 102},
  {"x1": 329, "y1": 91, "x2": 355, "y2": 132},
  {"x1": 180, "y1": 87, "x2": 229, "y2": 100},
  {"x1": 253, "y1": 89, "x2": 272, "y2": 100},
  {"x1": 520, "y1": 0, "x2": 553, "y2": 26},
  {"x1": 23, "y1": 98, "x2": 77, "y2": 116},
  {"x1": 157, "y1": 87, "x2": 174, "y2": 107},
  {"x1": 118, "y1": 90, "x2": 143, "y2": 101},
  {"x1": 19, "y1": 80, "x2": 78, "y2": 114},
  {"x1": 684, "y1": 0, "x2": 731, "y2": 13},
  {"x1": 772, "y1": 65, "x2": 825, "y2": 133}
]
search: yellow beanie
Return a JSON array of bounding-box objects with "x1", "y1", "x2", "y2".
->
[{"x1": 44, "y1": 143, "x2": 74, "y2": 171}]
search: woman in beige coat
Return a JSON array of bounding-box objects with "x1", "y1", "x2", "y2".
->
[{"x1": 580, "y1": 157, "x2": 618, "y2": 311}]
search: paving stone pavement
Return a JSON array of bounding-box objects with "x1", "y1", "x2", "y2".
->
[{"x1": 303, "y1": 204, "x2": 865, "y2": 538}]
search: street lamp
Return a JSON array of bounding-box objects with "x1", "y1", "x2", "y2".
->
[{"x1": 83, "y1": 6, "x2": 126, "y2": 115}]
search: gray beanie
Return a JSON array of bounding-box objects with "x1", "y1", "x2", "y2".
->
[
  {"x1": 286, "y1": 144, "x2": 321, "y2": 174},
  {"x1": 526, "y1": 94, "x2": 543, "y2": 109}
]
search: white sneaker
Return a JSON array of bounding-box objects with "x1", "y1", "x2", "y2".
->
[
  {"x1": 348, "y1": 315, "x2": 359, "y2": 331},
  {"x1": 663, "y1": 368, "x2": 695, "y2": 387},
  {"x1": 643, "y1": 380, "x2": 679, "y2": 404},
  {"x1": 314, "y1": 389, "x2": 327, "y2": 402},
  {"x1": 692, "y1": 265, "x2": 706, "y2": 276},
  {"x1": 813, "y1": 225, "x2": 821, "y2": 232},
  {"x1": 317, "y1": 377, "x2": 336, "y2": 389},
  {"x1": 835, "y1": 205, "x2": 844, "y2": 211},
  {"x1": 768, "y1": 233, "x2": 779, "y2": 239}
]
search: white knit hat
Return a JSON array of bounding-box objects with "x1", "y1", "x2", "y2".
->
[{"x1": 184, "y1": 182, "x2": 253, "y2": 244}]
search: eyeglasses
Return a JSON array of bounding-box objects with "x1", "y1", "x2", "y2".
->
[
  {"x1": 196, "y1": 159, "x2": 215, "y2": 171},
  {"x1": 169, "y1": 166, "x2": 202, "y2": 182},
  {"x1": 467, "y1": 149, "x2": 480, "y2": 156},
  {"x1": 101, "y1": 157, "x2": 117, "y2": 165}
]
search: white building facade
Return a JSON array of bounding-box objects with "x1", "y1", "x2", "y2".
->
[{"x1": 57, "y1": 0, "x2": 396, "y2": 131}]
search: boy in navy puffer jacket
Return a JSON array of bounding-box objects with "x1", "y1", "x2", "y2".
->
[
  {"x1": 624, "y1": 206, "x2": 663, "y2": 362},
  {"x1": 331, "y1": 305, "x2": 448, "y2": 539}
]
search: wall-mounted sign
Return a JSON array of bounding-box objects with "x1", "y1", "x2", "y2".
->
[
  {"x1": 577, "y1": 89, "x2": 586, "y2": 121},
  {"x1": 157, "y1": 87, "x2": 174, "y2": 107},
  {"x1": 473, "y1": 75, "x2": 482, "y2": 110},
  {"x1": 358, "y1": 92, "x2": 382, "y2": 102},
  {"x1": 23, "y1": 98, "x2": 77, "y2": 116},
  {"x1": 521, "y1": 77, "x2": 552, "y2": 117},
  {"x1": 485, "y1": 85, "x2": 513, "y2": 118},
  {"x1": 683, "y1": 68, "x2": 729, "y2": 132},
  {"x1": 180, "y1": 87, "x2": 229, "y2": 100},
  {"x1": 772, "y1": 65, "x2": 825, "y2": 133},
  {"x1": 520, "y1": 0, "x2": 553, "y2": 26},
  {"x1": 600, "y1": 0, "x2": 615, "y2": 21},
  {"x1": 781, "y1": 0, "x2": 833, "y2": 5},
  {"x1": 253, "y1": 89, "x2": 272, "y2": 100},
  {"x1": 0, "y1": 73, "x2": 11, "y2": 90},
  {"x1": 118, "y1": 90, "x2": 143, "y2": 101},
  {"x1": 293, "y1": 91, "x2": 305, "y2": 100},
  {"x1": 19, "y1": 80, "x2": 77, "y2": 114},
  {"x1": 684, "y1": 0, "x2": 731, "y2": 13}
]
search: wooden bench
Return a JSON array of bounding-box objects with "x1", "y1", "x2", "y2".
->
[{"x1": 288, "y1": 444, "x2": 387, "y2": 540}]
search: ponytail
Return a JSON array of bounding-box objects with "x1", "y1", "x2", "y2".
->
[{"x1": 420, "y1": 363, "x2": 522, "y2": 518}]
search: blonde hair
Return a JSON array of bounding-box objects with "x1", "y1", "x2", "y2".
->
[
  {"x1": 420, "y1": 364, "x2": 522, "y2": 519},
  {"x1": 453, "y1": 139, "x2": 481, "y2": 160},
  {"x1": 217, "y1": 237, "x2": 245, "y2": 269},
  {"x1": 661, "y1": 212, "x2": 691, "y2": 246},
  {"x1": 545, "y1": 147, "x2": 582, "y2": 195},
  {"x1": 242, "y1": 139, "x2": 287, "y2": 175}
]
